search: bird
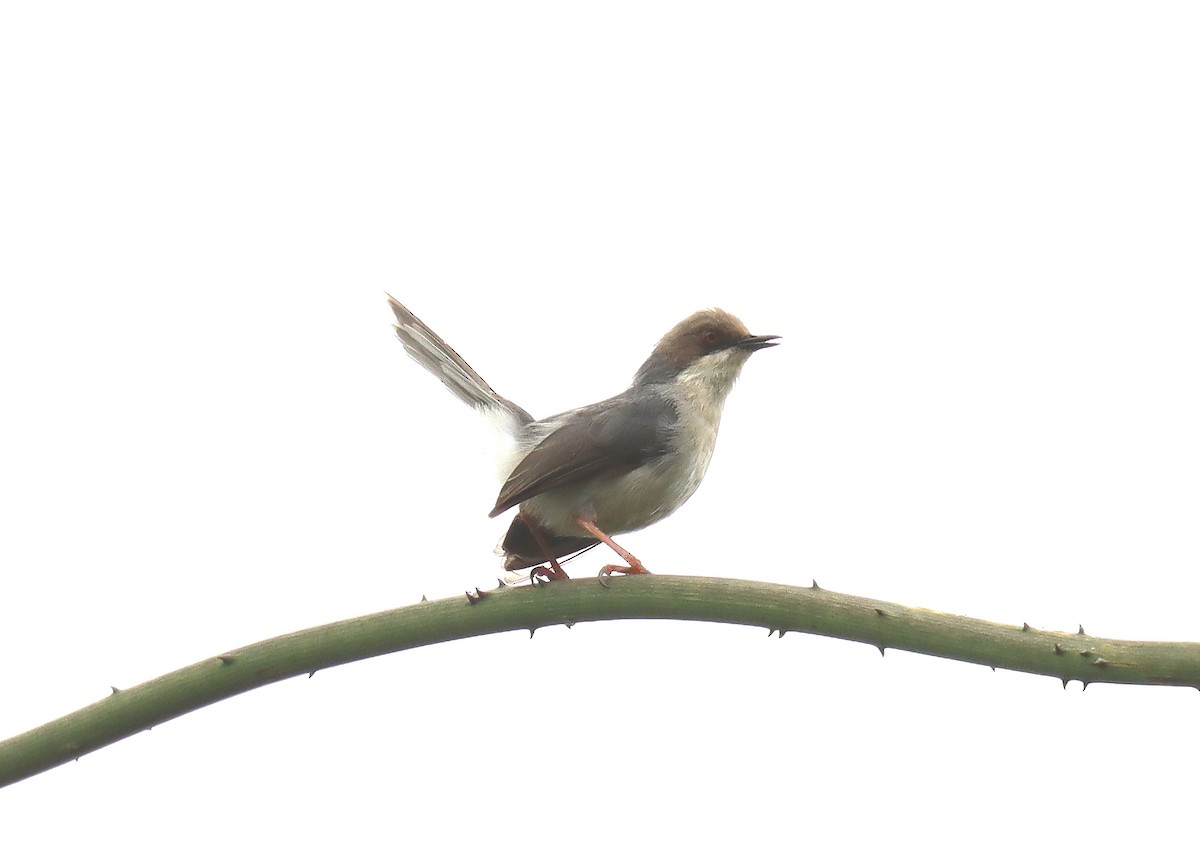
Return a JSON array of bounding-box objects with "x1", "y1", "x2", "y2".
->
[{"x1": 387, "y1": 294, "x2": 778, "y2": 582}]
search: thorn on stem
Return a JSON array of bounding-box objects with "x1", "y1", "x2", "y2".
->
[
  {"x1": 877, "y1": 646, "x2": 886, "y2": 657},
  {"x1": 778, "y1": 629, "x2": 788, "y2": 638},
  {"x1": 421, "y1": 594, "x2": 428, "y2": 603},
  {"x1": 1022, "y1": 622, "x2": 1031, "y2": 632},
  {"x1": 767, "y1": 628, "x2": 776, "y2": 638},
  {"x1": 811, "y1": 579, "x2": 821, "y2": 591},
  {"x1": 110, "y1": 686, "x2": 121, "y2": 695},
  {"x1": 528, "y1": 628, "x2": 536, "y2": 639},
  {"x1": 1078, "y1": 624, "x2": 1087, "y2": 635},
  {"x1": 1054, "y1": 643, "x2": 1064, "y2": 655},
  {"x1": 873, "y1": 607, "x2": 886, "y2": 617}
]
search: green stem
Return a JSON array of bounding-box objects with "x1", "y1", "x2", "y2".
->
[{"x1": 2, "y1": 574, "x2": 1198, "y2": 787}]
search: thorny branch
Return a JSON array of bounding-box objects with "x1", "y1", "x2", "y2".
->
[{"x1": 2, "y1": 574, "x2": 1198, "y2": 788}]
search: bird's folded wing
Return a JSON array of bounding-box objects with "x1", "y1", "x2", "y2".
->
[{"x1": 489, "y1": 394, "x2": 677, "y2": 517}]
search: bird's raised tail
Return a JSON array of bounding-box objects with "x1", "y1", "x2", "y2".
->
[{"x1": 386, "y1": 294, "x2": 534, "y2": 436}]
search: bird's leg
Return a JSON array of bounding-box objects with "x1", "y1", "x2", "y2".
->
[
  {"x1": 575, "y1": 517, "x2": 652, "y2": 586},
  {"x1": 525, "y1": 513, "x2": 571, "y2": 582}
]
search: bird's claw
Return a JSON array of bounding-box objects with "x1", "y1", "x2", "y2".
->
[
  {"x1": 597, "y1": 563, "x2": 652, "y2": 588},
  {"x1": 530, "y1": 563, "x2": 570, "y2": 584}
]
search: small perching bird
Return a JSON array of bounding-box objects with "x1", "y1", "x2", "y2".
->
[{"x1": 388, "y1": 295, "x2": 778, "y2": 582}]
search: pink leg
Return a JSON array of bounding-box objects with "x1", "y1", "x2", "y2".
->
[{"x1": 576, "y1": 517, "x2": 652, "y2": 585}]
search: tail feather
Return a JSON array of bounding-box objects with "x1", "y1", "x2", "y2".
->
[
  {"x1": 387, "y1": 294, "x2": 533, "y2": 432},
  {"x1": 499, "y1": 514, "x2": 598, "y2": 572}
]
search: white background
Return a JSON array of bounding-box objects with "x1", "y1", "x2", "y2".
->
[{"x1": 2, "y1": 3, "x2": 1198, "y2": 849}]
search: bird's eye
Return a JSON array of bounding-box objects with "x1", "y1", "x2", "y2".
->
[{"x1": 702, "y1": 330, "x2": 720, "y2": 347}]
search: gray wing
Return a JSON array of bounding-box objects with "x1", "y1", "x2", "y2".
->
[
  {"x1": 387, "y1": 294, "x2": 533, "y2": 428},
  {"x1": 488, "y1": 393, "x2": 677, "y2": 517}
]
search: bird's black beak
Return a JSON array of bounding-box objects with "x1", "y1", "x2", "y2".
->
[{"x1": 738, "y1": 334, "x2": 781, "y2": 351}]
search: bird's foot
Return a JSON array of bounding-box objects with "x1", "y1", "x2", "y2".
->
[
  {"x1": 575, "y1": 517, "x2": 651, "y2": 587},
  {"x1": 597, "y1": 560, "x2": 652, "y2": 588},
  {"x1": 530, "y1": 562, "x2": 571, "y2": 583}
]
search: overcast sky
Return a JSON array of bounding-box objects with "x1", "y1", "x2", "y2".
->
[{"x1": 2, "y1": 3, "x2": 1199, "y2": 849}]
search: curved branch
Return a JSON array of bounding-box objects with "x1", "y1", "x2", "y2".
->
[{"x1": 2, "y1": 574, "x2": 1198, "y2": 787}]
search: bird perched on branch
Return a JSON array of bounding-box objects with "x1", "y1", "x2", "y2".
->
[{"x1": 388, "y1": 295, "x2": 778, "y2": 583}]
